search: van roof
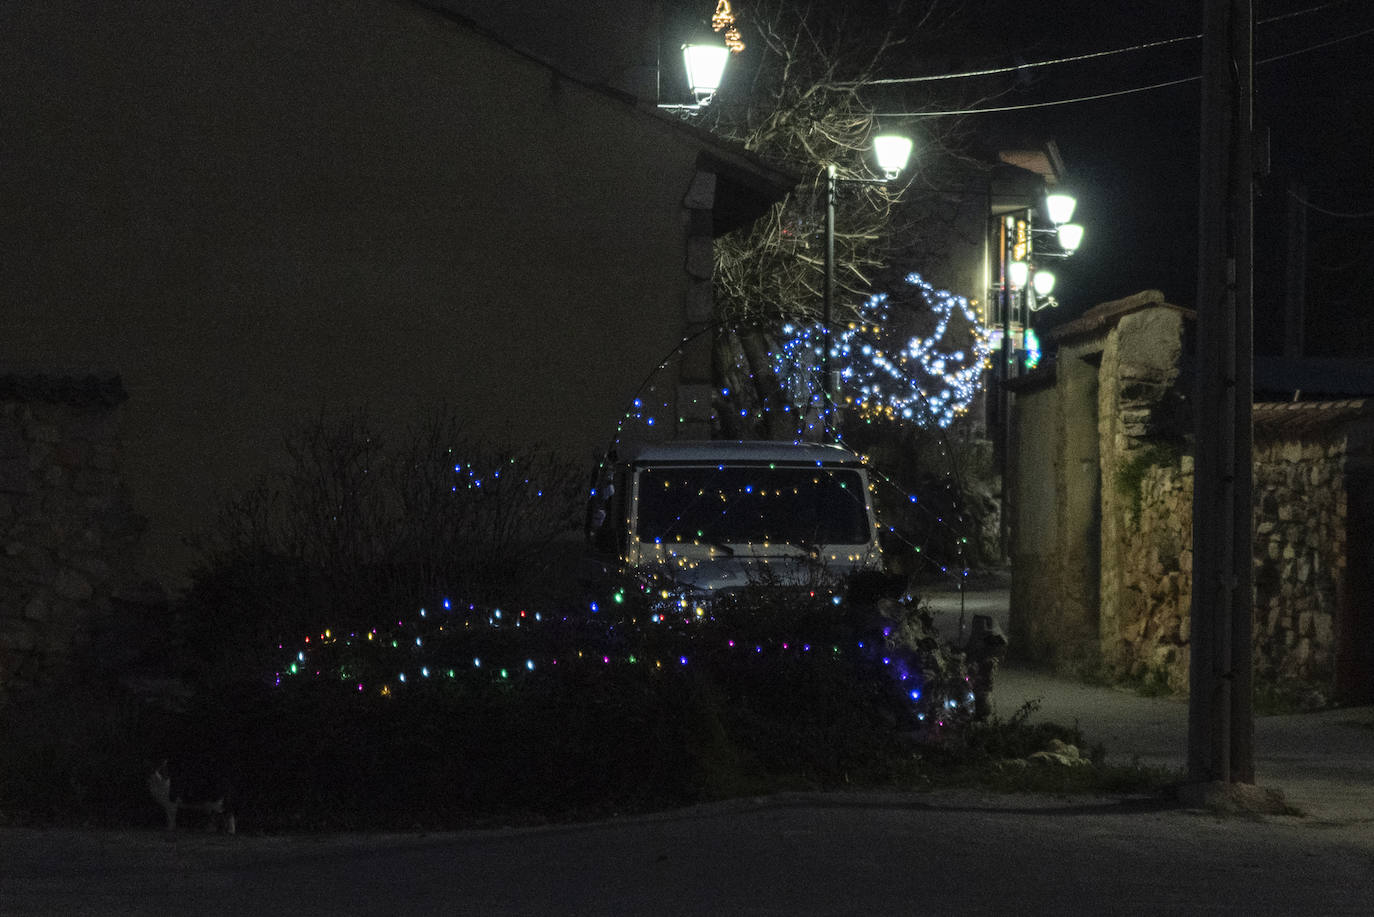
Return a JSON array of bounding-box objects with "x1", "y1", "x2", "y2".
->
[{"x1": 621, "y1": 440, "x2": 866, "y2": 467}]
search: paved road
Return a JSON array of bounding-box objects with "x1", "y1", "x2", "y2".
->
[
  {"x1": 924, "y1": 584, "x2": 1374, "y2": 837},
  {"x1": 2, "y1": 787, "x2": 1371, "y2": 916},
  {"x1": 3, "y1": 585, "x2": 1373, "y2": 915}
]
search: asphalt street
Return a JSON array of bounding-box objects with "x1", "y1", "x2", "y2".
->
[{"x1": 2, "y1": 584, "x2": 1372, "y2": 916}]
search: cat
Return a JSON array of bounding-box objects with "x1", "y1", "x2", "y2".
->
[{"x1": 147, "y1": 759, "x2": 236, "y2": 834}]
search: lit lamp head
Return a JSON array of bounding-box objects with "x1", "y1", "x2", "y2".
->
[
  {"x1": 1057, "y1": 222, "x2": 1085, "y2": 253},
  {"x1": 1046, "y1": 192, "x2": 1077, "y2": 225},
  {"x1": 1033, "y1": 269, "x2": 1056, "y2": 297},
  {"x1": 1008, "y1": 260, "x2": 1029, "y2": 290},
  {"x1": 682, "y1": 44, "x2": 729, "y2": 104},
  {"x1": 872, "y1": 134, "x2": 914, "y2": 179}
]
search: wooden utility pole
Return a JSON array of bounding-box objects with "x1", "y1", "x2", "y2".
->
[
  {"x1": 1190, "y1": 0, "x2": 1255, "y2": 784},
  {"x1": 998, "y1": 216, "x2": 1013, "y2": 561}
]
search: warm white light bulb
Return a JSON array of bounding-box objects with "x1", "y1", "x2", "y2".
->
[
  {"x1": 1008, "y1": 261, "x2": 1029, "y2": 290},
  {"x1": 1057, "y1": 222, "x2": 1084, "y2": 252},
  {"x1": 1046, "y1": 192, "x2": 1077, "y2": 225},
  {"x1": 682, "y1": 44, "x2": 729, "y2": 102},
  {"x1": 872, "y1": 134, "x2": 913, "y2": 178},
  {"x1": 1033, "y1": 270, "x2": 1056, "y2": 297}
]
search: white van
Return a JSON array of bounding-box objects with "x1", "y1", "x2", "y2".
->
[{"x1": 582, "y1": 441, "x2": 887, "y2": 599}]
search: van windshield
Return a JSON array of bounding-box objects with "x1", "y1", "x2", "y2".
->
[{"x1": 635, "y1": 465, "x2": 872, "y2": 546}]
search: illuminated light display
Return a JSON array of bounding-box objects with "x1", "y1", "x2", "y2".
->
[
  {"x1": 1024, "y1": 328, "x2": 1043, "y2": 371},
  {"x1": 837, "y1": 274, "x2": 993, "y2": 428},
  {"x1": 608, "y1": 276, "x2": 989, "y2": 464},
  {"x1": 759, "y1": 274, "x2": 991, "y2": 430},
  {"x1": 712, "y1": 1, "x2": 746, "y2": 53},
  {"x1": 588, "y1": 339, "x2": 981, "y2": 593},
  {"x1": 272, "y1": 588, "x2": 978, "y2": 725}
]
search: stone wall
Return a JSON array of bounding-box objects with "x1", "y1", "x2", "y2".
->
[
  {"x1": 0, "y1": 375, "x2": 144, "y2": 704},
  {"x1": 1252, "y1": 436, "x2": 1347, "y2": 690},
  {"x1": 1011, "y1": 293, "x2": 1374, "y2": 704},
  {"x1": 1108, "y1": 457, "x2": 1193, "y2": 691},
  {"x1": 1095, "y1": 306, "x2": 1189, "y2": 682},
  {"x1": 1010, "y1": 294, "x2": 1188, "y2": 677},
  {"x1": 1104, "y1": 404, "x2": 1372, "y2": 703}
]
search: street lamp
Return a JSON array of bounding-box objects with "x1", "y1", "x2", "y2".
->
[
  {"x1": 998, "y1": 192, "x2": 1080, "y2": 371},
  {"x1": 872, "y1": 135, "x2": 915, "y2": 179},
  {"x1": 1057, "y1": 222, "x2": 1085, "y2": 253},
  {"x1": 1046, "y1": 192, "x2": 1077, "y2": 225},
  {"x1": 1007, "y1": 259, "x2": 1029, "y2": 290},
  {"x1": 821, "y1": 133, "x2": 913, "y2": 438},
  {"x1": 1032, "y1": 268, "x2": 1056, "y2": 299},
  {"x1": 682, "y1": 44, "x2": 729, "y2": 105},
  {"x1": 992, "y1": 184, "x2": 1084, "y2": 560}
]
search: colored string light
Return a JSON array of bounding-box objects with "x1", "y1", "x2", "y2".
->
[{"x1": 271, "y1": 588, "x2": 977, "y2": 725}]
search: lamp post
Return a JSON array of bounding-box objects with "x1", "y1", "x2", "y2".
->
[
  {"x1": 995, "y1": 189, "x2": 1082, "y2": 558},
  {"x1": 821, "y1": 134, "x2": 913, "y2": 438},
  {"x1": 998, "y1": 193, "x2": 1081, "y2": 374}
]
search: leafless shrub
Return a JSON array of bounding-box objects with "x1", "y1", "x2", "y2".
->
[{"x1": 187, "y1": 409, "x2": 583, "y2": 658}]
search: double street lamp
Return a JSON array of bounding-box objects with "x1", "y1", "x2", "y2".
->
[
  {"x1": 998, "y1": 192, "x2": 1083, "y2": 365},
  {"x1": 821, "y1": 134, "x2": 914, "y2": 436},
  {"x1": 995, "y1": 187, "x2": 1085, "y2": 558}
]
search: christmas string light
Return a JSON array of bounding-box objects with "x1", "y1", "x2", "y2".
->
[
  {"x1": 712, "y1": 0, "x2": 745, "y2": 53},
  {"x1": 835, "y1": 274, "x2": 993, "y2": 429},
  {"x1": 272, "y1": 590, "x2": 977, "y2": 721},
  {"x1": 593, "y1": 308, "x2": 983, "y2": 596},
  {"x1": 606, "y1": 273, "x2": 989, "y2": 455},
  {"x1": 708, "y1": 276, "x2": 993, "y2": 435},
  {"x1": 1024, "y1": 328, "x2": 1043, "y2": 371}
]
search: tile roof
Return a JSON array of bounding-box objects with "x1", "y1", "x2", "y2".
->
[{"x1": 1252, "y1": 399, "x2": 1374, "y2": 439}]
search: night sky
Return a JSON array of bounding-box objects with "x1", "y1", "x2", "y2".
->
[
  {"x1": 933, "y1": 0, "x2": 1374, "y2": 354},
  {"x1": 672, "y1": 0, "x2": 1374, "y2": 354},
  {"x1": 512, "y1": 0, "x2": 1370, "y2": 355}
]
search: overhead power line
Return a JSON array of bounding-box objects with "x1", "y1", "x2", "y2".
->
[
  {"x1": 1260, "y1": 22, "x2": 1374, "y2": 63},
  {"x1": 875, "y1": 24, "x2": 1374, "y2": 117},
  {"x1": 881, "y1": 75, "x2": 1200, "y2": 117},
  {"x1": 864, "y1": 0, "x2": 1357, "y2": 89},
  {"x1": 864, "y1": 34, "x2": 1194, "y2": 86},
  {"x1": 1289, "y1": 188, "x2": 1374, "y2": 219},
  {"x1": 1259, "y1": 0, "x2": 1358, "y2": 26}
]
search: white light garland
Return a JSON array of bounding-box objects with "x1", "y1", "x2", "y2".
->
[{"x1": 772, "y1": 273, "x2": 992, "y2": 429}]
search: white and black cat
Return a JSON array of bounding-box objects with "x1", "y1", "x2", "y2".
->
[{"x1": 147, "y1": 759, "x2": 236, "y2": 834}]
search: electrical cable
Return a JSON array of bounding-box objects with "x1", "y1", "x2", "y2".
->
[
  {"x1": 875, "y1": 24, "x2": 1374, "y2": 117},
  {"x1": 1287, "y1": 188, "x2": 1374, "y2": 219},
  {"x1": 880, "y1": 75, "x2": 1200, "y2": 117},
  {"x1": 861, "y1": 0, "x2": 1357, "y2": 89},
  {"x1": 863, "y1": 34, "x2": 1196, "y2": 86}
]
